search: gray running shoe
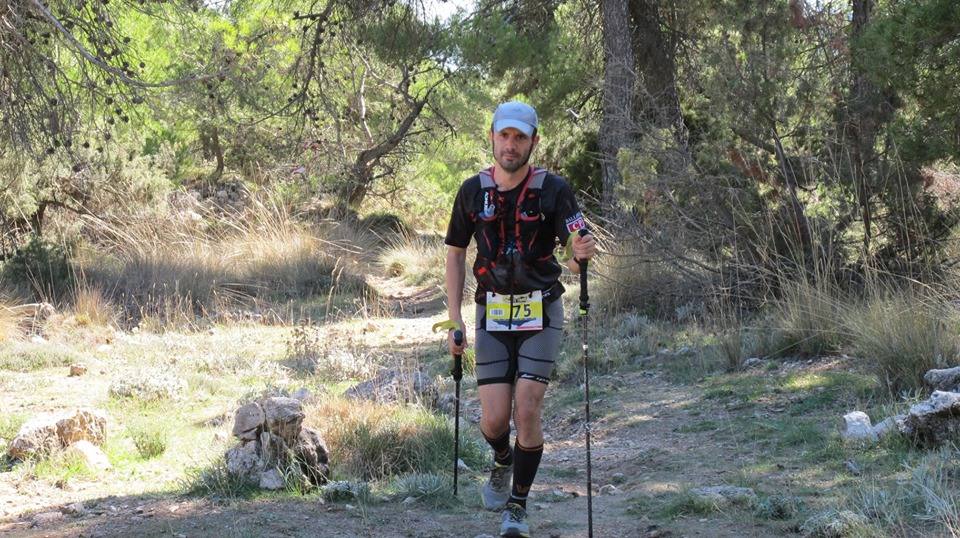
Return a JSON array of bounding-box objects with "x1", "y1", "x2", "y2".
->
[
  {"x1": 481, "y1": 462, "x2": 512, "y2": 510},
  {"x1": 499, "y1": 503, "x2": 530, "y2": 538}
]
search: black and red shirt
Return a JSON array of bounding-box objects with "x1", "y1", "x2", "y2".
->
[{"x1": 445, "y1": 166, "x2": 585, "y2": 303}]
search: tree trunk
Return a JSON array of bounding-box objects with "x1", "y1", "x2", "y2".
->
[
  {"x1": 200, "y1": 125, "x2": 225, "y2": 185},
  {"x1": 629, "y1": 0, "x2": 686, "y2": 147},
  {"x1": 849, "y1": 0, "x2": 874, "y2": 251},
  {"x1": 598, "y1": 0, "x2": 637, "y2": 215},
  {"x1": 338, "y1": 99, "x2": 427, "y2": 210}
]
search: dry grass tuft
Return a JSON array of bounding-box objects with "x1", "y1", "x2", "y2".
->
[
  {"x1": 72, "y1": 284, "x2": 116, "y2": 327},
  {"x1": 304, "y1": 395, "x2": 484, "y2": 481},
  {"x1": 0, "y1": 299, "x2": 19, "y2": 342},
  {"x1": 378, "y1": 233, "x2": 446, "y2": 286}
]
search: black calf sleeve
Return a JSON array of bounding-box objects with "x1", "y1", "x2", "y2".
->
[
  {"x1": 482, "y1": 428, "x2": 513, "y2": 466},
  {"x1": 509, "y1": 440, "x2": 543, "y2": 508}
]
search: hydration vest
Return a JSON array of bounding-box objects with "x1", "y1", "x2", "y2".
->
[{"x1": 470, "y1": 166, "x2": 560, "y2": 298}]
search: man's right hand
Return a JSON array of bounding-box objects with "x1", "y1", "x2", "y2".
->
[{"x1": 448, "y1": 327, "x2": 467, "y2": 355}]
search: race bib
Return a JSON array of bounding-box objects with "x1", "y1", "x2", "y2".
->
[{"x1": 485, "y1": 291, "x2": 543, "y2": 331}]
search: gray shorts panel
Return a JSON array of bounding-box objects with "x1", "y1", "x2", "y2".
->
[{"x1": 474, "y1": 299, "x2": 564, "y2": 385}]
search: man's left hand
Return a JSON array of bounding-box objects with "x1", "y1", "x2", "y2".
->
[{"x1": 572, "y1": 232, "x2": 597, "y2": 262}]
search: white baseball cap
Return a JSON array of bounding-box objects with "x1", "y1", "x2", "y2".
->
[{"x1": 492, "y1": 101, "x2": 538, "y2": 137}]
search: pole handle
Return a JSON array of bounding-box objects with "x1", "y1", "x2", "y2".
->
[{"x1": 452, "y1": 329, "x2": 464, "y2": 381}]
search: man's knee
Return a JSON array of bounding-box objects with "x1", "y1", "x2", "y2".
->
[
  {"x1": 481, "y1": 413, "x2": 510, "y2": 436},
  {"x1": 514, "y1": 398, "x2": 543, "y2": 430}
]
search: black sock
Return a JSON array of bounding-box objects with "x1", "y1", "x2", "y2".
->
[
  {"x1": 482, "y1": 428, "x2": 513, "y2": 466},
  {"x1": 508, "y1": 440, "x2": 543, "y2": 509}
]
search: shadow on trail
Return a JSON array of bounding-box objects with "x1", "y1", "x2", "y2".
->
[{"x1": 0, "y1": 491, "x2": 556, "y2": 538}]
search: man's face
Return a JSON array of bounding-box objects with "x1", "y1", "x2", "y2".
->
[{"x1": 490, "y1": 127, "x2": 539, "y2": 173}]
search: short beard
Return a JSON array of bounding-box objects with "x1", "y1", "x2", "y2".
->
[{"x1": 492, "y1": 142, "x2": 532, "y2": 173}]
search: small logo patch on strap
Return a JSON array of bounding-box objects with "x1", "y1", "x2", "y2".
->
[{"x1": 565, "y1": 212, "x2": 586, "y2": 233}]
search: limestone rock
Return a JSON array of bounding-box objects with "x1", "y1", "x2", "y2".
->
[
  {"x1": 224, "y1": 399, "x2": 330, "y2": 491},
  {"x1": 924, "y1": 366, "x2": 960, "y2": 392},
  {"x1": 261, "y1": 397, "x2": 304, "y2": 446},
  {"x1": 232, "y1": 402, "x2": 264, "y2": 441},
  {"x1": 225, "y1": 441, "x2": 262, "y2": 480},
  {"x1": 259, "y1": 431, "x2": 289, "y2": 469},
  {"x1": 64, "y1": 440, "x2": 111, "y2": 471},
  {"x1": 294, "y1": 427, "x2": 330, "y2": 487},
  {"x1": 599, "y1": 484, "x2": 620, "y2": 495},
  {"x1": 872, "y1": 415, "x2": 904, "y2": 439},
  {"x1": 7, "y1": 417, "x2": 61, "y2": 460},
  {"x1": 899, "y1": 390, "x2": 960, "y2": 446},
  {"x1": 31, "y1": 511, "x2": 64, "y2": 526},
  {"x1": 841, "y1": 411, "x2": 877, "y2": 443},
  {"x1": 291, "y1": 387, "x2": 315, "y2": 403},
  {"x1": 7, "y1": 408, "x2": 106, "y2": 460},
  {"x1": 258, "y1": 468, "x2": 285, "y2": 490},
  {"x1": 61, "y1": 502, "x2": 86, "y2": 517},
  {"x1": 56, "y1": 409, "x2": 107, "y2": 446}
]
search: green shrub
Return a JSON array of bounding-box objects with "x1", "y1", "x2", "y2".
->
[
  {"x1": 0, "y1": 342, "x2": 81, "y2": 371},
  {"x1": 126, "y1": 420, "x2": 171, "y2": 459},
  {"x1": 0, "y1": 236, "x2": 74, "y2": 300},
  {"x1": 0, "y1": 413, "x2": 26, "y2": 443},
  {"x1": 390, "y1": 473, "x2": 455, "y2": 507}
]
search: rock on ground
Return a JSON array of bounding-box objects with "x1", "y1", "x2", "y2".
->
[
  {"x1": 64, "y1": 440, "x2": 111, "y2": 471},
  {"x1": 225, "y1": 440, "x2": 261, "y2": 480},
  {"x1": 224, "y1": 397, "x2": 328, "y2": 490},
  {"x1": 262, "y1": 397, "x2": 304, "y2": 446},
  {"x1": 841, "y1": 411, "x2": 877, "y2": 443},
  {"x1": 258, "y1": 468, "x2": 285, "y2": 490},
  {"x1": 295, "y1": 427, "x2": 330, "y2": 487},
  {"x1": 924, "y1": 366, "x2": 960, "y2": 392},
  {"x1": 7, "y1": 408, "x2": 107, "y2": 460},
  {"x1": 899, "y1": 390, "x2": 960, "y2": 446},
  {"x1": 232, "y1": 402, "x2": 264, "y2": 441}
]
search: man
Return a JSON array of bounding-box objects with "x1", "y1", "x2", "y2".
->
[{"x1": 444, "y1": 101, "x2": 597, "y2": 537}]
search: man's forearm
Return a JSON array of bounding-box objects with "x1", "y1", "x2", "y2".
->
[{"x1": 446, "y1": 248, "x2": 467, "y2": 327}]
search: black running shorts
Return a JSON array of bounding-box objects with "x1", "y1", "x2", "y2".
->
[{"x1": 474, "y1": 299, "x2": 564, "y2": 386}]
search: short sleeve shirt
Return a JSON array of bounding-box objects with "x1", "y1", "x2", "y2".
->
[{"x1": 445, "y1": 168, "x2": 585, "y2": 300}]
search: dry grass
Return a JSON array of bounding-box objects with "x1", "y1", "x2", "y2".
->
[
  {"x1": 71, "y1": 283, "x2": 117, "y2": 327},
  {"x1": 769, "y1": 276, "x2": 846, "y2": 357},
  {"x1": 304, "y1": 395, "x2": 484, "y2": 481},
  {"x1": 846, "y1": 291, "x2": 960, "y2": 395},
  {"x1": 378, "y1": 233, "x2": 446, "y2": 287},
  {"x1": 0, "y1": 299, "x2": 18, "y2": 342},
  {"x1": 76, "y1": 194, "x2": 368, "y2": 327}
]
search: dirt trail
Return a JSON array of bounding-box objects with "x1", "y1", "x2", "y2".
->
[{"x1": 0, "y1": 278, "x2": 790, "y2": 537}]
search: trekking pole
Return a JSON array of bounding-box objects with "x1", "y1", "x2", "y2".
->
[
  {"x1": 452, "y1": 329, "x2": 464, "y2": 496},
  {"x1": 577, "y1": 228, "x2": 594, "y2": 538}
]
